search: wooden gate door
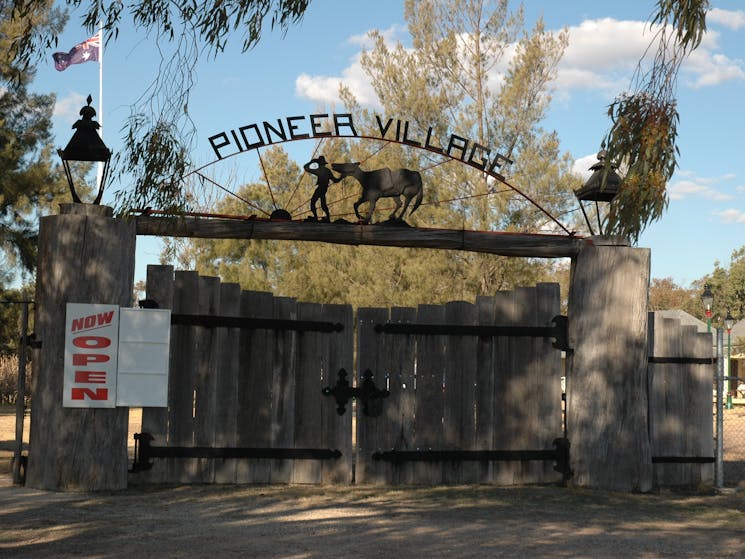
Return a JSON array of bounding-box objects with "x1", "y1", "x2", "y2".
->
[
  {"x1": 354, "y1": 285, "x2": 566, "y2": 485},
  {"x1": 135, "y1": 267, "x2": 354, "y2": 484},
  {"x1": 647, "y1": 312, "x2": 714, "y2": 487}
]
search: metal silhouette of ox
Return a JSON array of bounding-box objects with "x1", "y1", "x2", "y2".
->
[{"x1": 331, "y1": 161, "x2": 423, "y2": 224}]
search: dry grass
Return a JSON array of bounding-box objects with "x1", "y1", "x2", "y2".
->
[{"x1": 0, "y1": 355, "x2": 30, "y2": 405}]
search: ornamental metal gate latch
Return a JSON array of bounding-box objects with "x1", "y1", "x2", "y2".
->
[{"x1": 322, "y1": 368, "x2": 390, "y2": 417}]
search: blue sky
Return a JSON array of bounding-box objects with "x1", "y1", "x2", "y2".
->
[{"x1": 30, "y1": 0, "x2": 745, "y2": 288}]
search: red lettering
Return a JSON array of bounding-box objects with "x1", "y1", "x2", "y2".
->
[
  {"x1": 72, "y1": 354, "x2": 110, "y2": 366},
  {"x1": 71, "y1": 388, "x2": 109, "y2": 401},
  {"x1": 72, "y1": 336, "x2": 111, "y2": 349},
  {"x1": 97, "y1": 311, "x2": 115, "y2": 326},
  {"x1": 71, "y1": 310, "x2": 116, "y2": 332},
  {"x1": 74, "y1": 370, "x2": 107, "y2": 384}
]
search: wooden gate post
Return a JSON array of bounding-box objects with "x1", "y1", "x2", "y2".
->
[
  {"x1": 27, "y1": 204, "x2": 136, "y2": 491},
  {"x1": 566, "y1": 239, "x2": 653, "y2": 492}
]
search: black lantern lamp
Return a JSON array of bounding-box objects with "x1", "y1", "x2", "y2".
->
[
  {"x1": 574, "y1": 151, "x2": 621, "y2": 236},
  {"x1": 702, "y1": 283, "x2": 714, "y2": 333},
  {"x1": 57, "y1": 95, "x2": 111, "y2": 205},
  {"x1": 725, "y1": 308, "x2": 735, "y2": 334}
]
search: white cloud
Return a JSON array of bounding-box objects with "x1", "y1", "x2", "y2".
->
[
  {"x1": 716, "y1": 209, "x2": 745, "y2": 223},
  {"x1": 683, "y1": 50, "x2": 745, "y2": 88},
  {"x1": 295, "y1": 13, "x2": 745, "y2": 109},
  {"x1": 571, "y1": 153, "x2": 602, "y2": 180},
  {"x1": 295, "y1": 52, "x2": 379, "y2": 108},
  {"x1": 54, "y1": 92, "x2": 87, "y2": 124},
  {"x1": 294, "y1": 24, "x2": 408, "y2": 108},
  {"x1": 347, "y1": 23, "x2": 407, "y2": 49},
  {"x1": 556, "y1": 18, "x2": 653, "y2": 95},
  {"x1": 556, "y1": 16, "x2": 745, "y2": 96},
  {"x1": 707, "y1": 8, "x2": 745, "y2": 30},
  {"x1": 667, "y1": 178, "x2": 734, "y2": 201}
]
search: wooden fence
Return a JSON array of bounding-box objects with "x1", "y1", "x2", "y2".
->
[
  {"x1": 137, "y1": 266, "x2": 353, "y2": 484},
  {"x1": 647, "y1": 312, "x2": 714, "y2": 487},
  {"x1": 135, "y1": 266, "x2": 565, "y2": 485},
  {"x1": 355, "y1": 284, "x2": 564, "y2": 485}
]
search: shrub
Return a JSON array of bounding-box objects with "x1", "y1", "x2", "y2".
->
[{"x1": 0, "y1": 355, "x2": 31, "y2": 405}]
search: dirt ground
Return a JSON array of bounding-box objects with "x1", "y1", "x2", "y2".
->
[
  {"x1": 2, "y1": 409, "x2": 745, "y2": 558},
  {"x1": 1, "y1": 479, "x2": 745, "y2": 558}
]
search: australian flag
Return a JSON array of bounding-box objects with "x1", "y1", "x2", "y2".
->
[{"x1": 53, "y1": 35, "x2": 100, "y2": 71}]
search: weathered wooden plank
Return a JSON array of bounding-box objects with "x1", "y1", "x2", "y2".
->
[
  {"x1": 567, "y1": 244, "x2": 653, "y2": 492},
  {"x1": 28, "y1": 207, "x2": 135, "y2": 491},
  {"x1": 236, "y1": 291, "x2": 274, "y2": 483},
  {"x1": 292, "y1": 302, "x2": 325, "y2": 483},
  {"x1": 442, "y1": 301, "x2": 478, "y2": 484},
  {"x1": 387, "y1": 306, "x2": 417, "y2": 485},
  {"x1": 193, "y1": 276, "x2": 220, "y2": 482},
  {"x1": 475, "y1": 295, "x2": 496, "y2": 483},
  {"x1": 691, "y1": 329, "x2": 714, "y2": 486},
  {"x1": 269, "y1": 296, "x2": 298, "y2": 484},
  {"x1": 135, "y1": 216, "x2": 589, "y2": 258},
  {"x1": 412, "y1": 304, "x2": 446, "y2": 484},
  {"x1": 505, "y1": 288, "x2": 535, "y2": 484},
  {"x1": 355, "y1": 307, "x2": 390, "y2": 484},
  {"x1": 648, "y1": 315, "x2": 678, "y2": 486},
  {"x1": 526, "y1": 283, "x2": 563, "y2": 484},
  {"x1": 169, "y1": 271, "x2": 200, "y2": 483},
  {"x1": 139, "y1": 264, "x2": 175, "y2": 483},
  {"x1": 492, "y1": 290, "x2": 519, "y2": 485},
  {"x1": 213, "y1": 282, "x2": 241, "y2": 483},
  {"x1": 321, "y1": 303, "x2": 354, "y2": 484}
]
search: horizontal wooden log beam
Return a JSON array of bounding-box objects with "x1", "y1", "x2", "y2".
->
[{"x1": 134, "y1": 216, "x2": 591, "y2": 258}]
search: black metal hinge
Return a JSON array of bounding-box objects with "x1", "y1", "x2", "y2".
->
[
  {"x1": 130, "y1": 433, "x2": 341, "y2": 473},
  {"x1": 374, "y1": 314, "x2": 569, "y2": 351},
  {"x1": 648, "y1": 356, "x2": 716, "y2": 365},
  {"x1": 171, "y1": 313, "x2": 343, "y2": 333},
  {"x1": 372, "y1": 437, "x2": 573, "y2": 479},
  {"x1": 651, "y1": 456, "x2": 715, "y2": 464}
]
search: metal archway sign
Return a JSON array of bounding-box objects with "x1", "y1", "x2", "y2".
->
[{"x1": 134, "y1": 112, "x2": 588, "y2": 258}]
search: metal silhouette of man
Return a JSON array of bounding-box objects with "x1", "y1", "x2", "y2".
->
[{"x1": 304, "y1": 155, "x2": 340, "y2": 221}]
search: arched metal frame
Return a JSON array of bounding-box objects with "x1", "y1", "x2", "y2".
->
[{"x1": 173, "y1": 131, "x2": 574, "y2": 236}]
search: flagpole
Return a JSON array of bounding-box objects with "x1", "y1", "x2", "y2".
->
[{"x1": 96, "y1": 18, "x2": 104, "y2": 192}]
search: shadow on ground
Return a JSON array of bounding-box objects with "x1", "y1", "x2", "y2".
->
[{"x1": 1, "y1": 480, "x2": 745, "y2": 558}]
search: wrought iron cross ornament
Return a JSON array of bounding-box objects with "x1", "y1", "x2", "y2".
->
[{"x1": 322, "y1": 368, "x2": 389, "y2": 417}]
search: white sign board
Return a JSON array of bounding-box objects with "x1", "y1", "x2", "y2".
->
[
  {"x1": 115, "y1": 308, "x2": 171, "y2": 407},
  {"x1": 63, "y1": 303, "x2": 119, "y2": 408}
]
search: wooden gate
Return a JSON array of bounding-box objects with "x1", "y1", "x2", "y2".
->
[
  {"x1": 133, "y1": 266, "x2": 565, "y2": 485},
  {"x1": 355, "y1": 284, "x2": 565, "y2": 485},
  {"x1": 647, "y1": 312, "x2": 714, "y2": 487},
  {"x1": 135, "y1": 266, "x2": 353, "y2": 484}
]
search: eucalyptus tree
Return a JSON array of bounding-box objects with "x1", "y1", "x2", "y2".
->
[
  {"x1": 337, "y1": 0, "x2": 576, "y2": 296},
  {"x1": 601, "y1": 0, "x2": 709, "y2": 242},
  {"x1": 8, "y1": 0, "x2": 311, "y2": 215},
  {"x1": 0, "y1": 0, "x2": 71, "y2": 287}
]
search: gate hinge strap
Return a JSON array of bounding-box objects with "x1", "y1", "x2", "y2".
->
[
  {"x1": 171, "y1": 313, "x2": 343, "y2": 332},
  {"x1": 374, "y1": 315, "x2": 569, "y2": 350},
  {"x1": 131, "y1": 433, "x2": 341, "y2": 473}
]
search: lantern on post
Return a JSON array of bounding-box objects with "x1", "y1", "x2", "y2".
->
[
  {"x1": 57, "y1": 95, "x2": 111, "y2": 205},
  {"x1": 574, "y1": 151, "x2": 621, "y2": 236},
  {"x1": 701, "y1": 283, "x2": 714, "y2": 333}
]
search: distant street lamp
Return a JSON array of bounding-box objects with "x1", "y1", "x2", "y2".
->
[
  {"x1": 574, "y1": 151, "x2": 622, "y2": 236},
  {"x1": 57, "y1": 94, "x2": 111, "y2": 205},
  {"x1": 702, "y1": 283, "x2": 714, "y2": 333},
  {"x1": 725, "y1": 308, "x2": 735, "y2": 409}
]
